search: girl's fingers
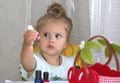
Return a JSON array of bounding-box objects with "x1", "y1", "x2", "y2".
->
[
  {"x1": 24, "y1": 30, "x2": 39, "y2": 46},
  {"x1": 36, "y1": 35, "x2": 40, "y2": 40},
  {"x1": 26, "y1": 37, "x2": 36, "y2": 46}
]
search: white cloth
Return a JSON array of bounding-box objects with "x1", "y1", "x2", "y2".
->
[{"x1": 19, "y1": 52, "x2": 74, "y2": 81}]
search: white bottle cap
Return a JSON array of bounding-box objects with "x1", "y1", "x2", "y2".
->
[{"x1": 27, "y1": 25, "x2": 34, "y2": 30}]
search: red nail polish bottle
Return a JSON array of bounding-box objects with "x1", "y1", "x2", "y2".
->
[{"x1": 42, "y1": 72, "x2": 49, "y2": 83}]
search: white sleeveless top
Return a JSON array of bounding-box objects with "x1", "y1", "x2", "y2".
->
[{"x1": 19, "y1": 52, "x2": 74, "y2": 81}]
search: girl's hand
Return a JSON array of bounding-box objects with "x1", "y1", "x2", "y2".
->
[{"x1": 23, "y1": 30, "x2": 39, "y2": 46}]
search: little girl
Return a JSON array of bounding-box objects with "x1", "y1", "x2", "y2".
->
[{"x1": 20, "y1": 3, "x2": 74, "y2": 81}]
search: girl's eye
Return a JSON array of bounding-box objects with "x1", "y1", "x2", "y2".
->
[
  {"x1": 43, "y1": 33, "x2": 49, "y2": 37},
  {"x1": 55, "y1": 34, "x2": 61, "y2": 39}
]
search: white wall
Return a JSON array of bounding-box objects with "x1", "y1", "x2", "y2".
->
[
  {"x1": 0, "y1": 0, "x2": 26, "y2": 82},
  {"x1": 0, "y1": 0, "x2": 90, "y2": 82}
]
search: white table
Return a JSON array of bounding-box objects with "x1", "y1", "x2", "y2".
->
[{"x1": 5, "y1": 80, "x2": 68, "y2": 83}]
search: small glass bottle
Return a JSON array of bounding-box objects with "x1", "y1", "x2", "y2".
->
[
  {"x1": 43, "y1": 72, "x2": 49, "y2": 83},
  {"x1": 34, "y1": 70, "x2": 42, "y2": 83}
]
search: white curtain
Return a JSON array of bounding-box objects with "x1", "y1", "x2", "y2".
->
[
  {"x1": 25, "y1": 0, "x2": 75, "y2": 28},
  {"x1": 89, "y1": 0, "x2": 120, "y2": 69},
  {"x1": 89, "y1": 0, "x2": 120, "y2": 44}
]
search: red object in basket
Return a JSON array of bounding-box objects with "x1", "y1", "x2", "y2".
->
[
  {"x1": 88, "y1": 63, "x2": 120, "y2": 77},
  {"x1": 68, "y1": 67, "x2": 99, "y2": 83}
]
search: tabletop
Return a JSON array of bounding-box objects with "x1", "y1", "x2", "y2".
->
[{"x1": 5, "y1": 80, "x2": 68, "y2": 83}]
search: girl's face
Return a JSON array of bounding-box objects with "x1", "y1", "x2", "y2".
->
[{"x1": 38, "y1": 20, "x2": 68, "y2": 56}]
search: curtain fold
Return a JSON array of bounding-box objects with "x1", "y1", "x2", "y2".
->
[{"x1": 90, "y1": 0, "x2": 120, "y2": 44}]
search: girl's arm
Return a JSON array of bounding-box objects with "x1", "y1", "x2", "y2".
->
[{"x1": 20, "y1": 30, "x2": 39, "y2": 77}]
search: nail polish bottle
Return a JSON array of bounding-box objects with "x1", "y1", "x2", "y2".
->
[
  {"x1": 43, "y1": 72, "x2": 49, "y2": 83},
  {"x1": 34, "y1": 70, "x2": 42, "y2": 83}
]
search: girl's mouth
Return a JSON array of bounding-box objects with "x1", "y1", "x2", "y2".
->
[{"x1": 47, "y1": 45, "x2": 55, "y2": 49}]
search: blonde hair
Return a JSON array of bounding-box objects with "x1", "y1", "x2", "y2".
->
[{"x1": 36, "y1": 3, "x2": 73, "y2": 42}]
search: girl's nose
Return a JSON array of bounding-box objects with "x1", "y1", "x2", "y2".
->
[{"x1": 49, "y1": 36, "x2": 54, "y2": 43}]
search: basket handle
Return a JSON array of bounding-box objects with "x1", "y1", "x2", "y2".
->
[{"x1": 73, "y1": 35, "x2": 120, "y2": 75}]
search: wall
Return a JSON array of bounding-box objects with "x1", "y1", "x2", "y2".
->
[
  {"x1": 0, "y1": 0, "x2": 90, "y2": 82},
  {"x1": 0, "y1": 0, "x2": 26, "y2": 82}
]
